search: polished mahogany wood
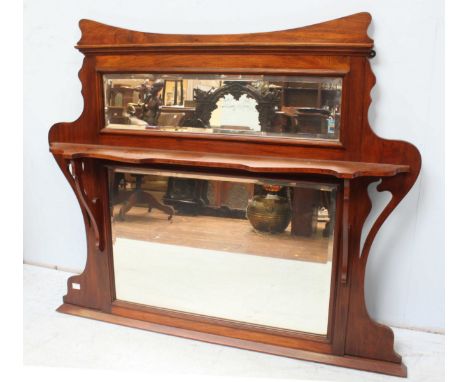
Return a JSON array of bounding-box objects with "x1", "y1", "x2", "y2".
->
[
  {"x1": 49, "y1": 13, "x2": 421, "y2": 377},
  {"x1": 50, "y1": 142, "x2": 410, "y2": 179},
  {"x1": 57, "y1": 303, "x2": 406, "y2": 377},
  {"x1": 75, "y1": 13, "x2": 373, "y2": 54}
]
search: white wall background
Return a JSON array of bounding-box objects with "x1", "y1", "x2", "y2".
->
[{"x1": 23, "y1": 0, "x2": 444, "y2": 333}]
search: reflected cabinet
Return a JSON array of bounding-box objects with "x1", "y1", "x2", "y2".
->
[{"x1": 49, "y1": 13, "x2": 421, "y2": 377}]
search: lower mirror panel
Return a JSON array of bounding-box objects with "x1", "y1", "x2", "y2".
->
[{"x1": 108, "y1": 167, "x2": 337, "y2": 335}]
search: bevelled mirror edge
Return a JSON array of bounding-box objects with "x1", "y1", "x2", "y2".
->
[
  {"x1": 106, "y1": 166, "x2": 340, "y2": 337},
  {"x1": 99, "y1": 72, "x2": 346, "y2": 146}
]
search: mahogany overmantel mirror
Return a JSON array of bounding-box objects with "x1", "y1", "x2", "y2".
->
[{"x1": 49, "y1": 13, "x2": 421, "y2": 377}]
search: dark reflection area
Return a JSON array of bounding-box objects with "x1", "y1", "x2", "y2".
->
[
  {"x1": 109, "y1": 168, "x2": 337, "y2": 244},
  {"x1": 103, "y1": 74, "x2": 342, "y2": 141}
]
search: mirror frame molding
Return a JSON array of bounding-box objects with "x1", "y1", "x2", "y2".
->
[{"x1": 49, "y1": 13, "x2": 421, "y2": 377}]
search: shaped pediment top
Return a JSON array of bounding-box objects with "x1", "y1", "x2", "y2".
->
[{"x1": 76, "y1": 12, "x2": 373, "y2": 54}]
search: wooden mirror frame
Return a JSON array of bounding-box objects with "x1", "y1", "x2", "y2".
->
[{"x1": 49, "y1": 13, "x2": 421, "y2": 377}]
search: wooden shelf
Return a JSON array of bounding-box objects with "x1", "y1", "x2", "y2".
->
[{"x1": 50, "y1": 143, "x2": 409, "y2": 179}]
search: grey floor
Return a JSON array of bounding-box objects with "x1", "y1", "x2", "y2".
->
[{"x1": 23, "y1": 264, "x2": 444, "y2": 381}]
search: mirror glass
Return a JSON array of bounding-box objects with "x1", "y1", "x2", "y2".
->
[
  {"x1": 109, "y1": 167, "x2": 337, "y2": 335},
  {"x1": 103, "y1": 74, "x2": 342, "y2": 141}
]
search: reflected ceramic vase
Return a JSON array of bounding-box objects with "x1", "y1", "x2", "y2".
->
[{"x1": 246, "y1": 185, "x2": 291, "y2": 234}]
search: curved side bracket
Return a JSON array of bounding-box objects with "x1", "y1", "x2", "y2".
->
[
  {"x1": 344, "y1": 177, "x2": 404, "y2": 365},
  {"x1": 52, "y1": 155, "x2": 111, "y2": 311},
  {"x1": 359, "y1": 176, "x2": 405, "y2": 265},
  {"x1": 68, "y1": 158, "x2": 104, "y2": 251}
]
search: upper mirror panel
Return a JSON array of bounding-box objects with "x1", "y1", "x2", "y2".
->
[{"x1": 103, "y1": 74, "x2": 342, "y2": 141}]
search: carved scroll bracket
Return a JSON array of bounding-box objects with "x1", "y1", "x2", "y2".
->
[
  {"x1": 68, "y1": 158, "x2": 104, "y2": 251},
  {"x1": 359, "y1": 176, "x2": 402, "y2": 264}
]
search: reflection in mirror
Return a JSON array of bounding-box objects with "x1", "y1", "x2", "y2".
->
[
  {"x1": 211, "y1": 94, "x2": 261, "y2": 132},
  {"x1": 109, "y1": 168, "x2": 337, "y2": 335},
  {"x1": 103, "y1": 74, "x2": 342, "y2": 141}
]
